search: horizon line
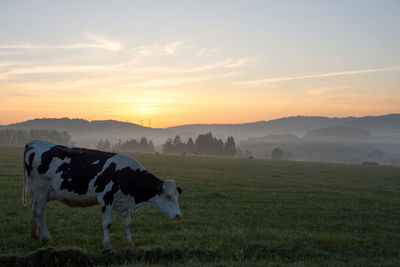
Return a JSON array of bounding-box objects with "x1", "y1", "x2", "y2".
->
[{"x1": 2, "y1": 113, "x2": 399, "y2": 128}]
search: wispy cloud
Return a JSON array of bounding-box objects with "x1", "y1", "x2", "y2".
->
[
  {"x1": 0, "y1": 64, "x2": 122, "y2": 80},
  {"x1": 0, "y1": 33, "x2": 122, "y2": 51},
  {"x1": 224, "y1": 57, "x2": 255, "y2": 68},
  {"x1": 118, "y1": 72, "x2": 237, "y2": 88},
  {"x1": 0, "y1": 61, "x2": 22, "y2": 68},
  {"x1": 134, "y1": 41, "x2": 185, "y2": 57},
  {"x1": 147, "y1": 57, "x2": 254, "y2": 74},
  {"x1": 234, "y1": 66, "x2": 400, "y2": 87},
  {"x1": 0, "y1": 51, "x2": 18, "y2": 56},
  {"x1": 195, "y1": 48, "x2": 219, "y2": 58},
  {"x1": 82, "y1": 33, "x2": 122, "y2": 50},
  {"x1": 307, "y1": 87, "x2": 338, "y2": 96}
]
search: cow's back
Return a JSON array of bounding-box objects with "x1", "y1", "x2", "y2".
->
[{"x1": 25, "y1": 140, "x2": 151, "y2": 207}]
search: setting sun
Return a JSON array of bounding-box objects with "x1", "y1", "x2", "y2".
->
[{"x1": 0, "y1": 1, "x2": 399, "y2": 127}]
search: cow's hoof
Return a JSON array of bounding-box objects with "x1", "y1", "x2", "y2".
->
[{"x1": 126, "y1": 240, "x2": 135, "y2": 247}]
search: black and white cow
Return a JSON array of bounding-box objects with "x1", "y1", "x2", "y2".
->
[{"x1": 22, "y1": 139, "x2": 182, "y2": 248}]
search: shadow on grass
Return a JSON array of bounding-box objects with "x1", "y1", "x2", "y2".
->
[
  {"x1": 0, "y1": 246, "x2": 217, "y2": 266},
  {"x1": 1, "y1": 244, "x2": 399, "y2": 266}
]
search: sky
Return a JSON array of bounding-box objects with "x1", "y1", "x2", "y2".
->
[{"x1": 0, "y1": 0, "x2": 399, "y2": 128}]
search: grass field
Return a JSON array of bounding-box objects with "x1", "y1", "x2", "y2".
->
[{"x1": 0, "y1": 146, "x2": 399, "y2": 266}]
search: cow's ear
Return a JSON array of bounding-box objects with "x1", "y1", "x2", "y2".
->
[
  {"x1": 177, "y1": 187, "x2": 182, "y2": 195},
  {"x1": 157, "y1": 184, "x2": 164, "y2": 196}
]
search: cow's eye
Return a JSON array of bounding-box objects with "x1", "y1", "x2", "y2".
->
[{"x1": 166, "y1": 195, "x2": 172, "y2": 200}]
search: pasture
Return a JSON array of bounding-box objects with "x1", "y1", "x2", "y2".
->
[{"x1": 0, "y1": 146, "x2": 399, "y2": 266}]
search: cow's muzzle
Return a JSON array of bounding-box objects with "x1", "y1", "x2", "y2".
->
[{"x1": 174, "y1": 213, "x2": 182, "y2": 221}]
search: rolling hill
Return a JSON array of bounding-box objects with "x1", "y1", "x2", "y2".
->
[{"x1": 1, "y1": 114, "x2": 399, "y2": 147}]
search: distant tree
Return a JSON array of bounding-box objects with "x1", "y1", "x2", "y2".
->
[
  {"x1": 271, "y1": 147, "x2": 286, "y2": 160},
  {"x1": 215, "y1": 138, "x2": 223, "y2": 155},
  {"x1": 139, "y1": 137, "x2": 148, "y2": 151},
  {"x1": 173, "y1": 135, "x2": 187, "y2": 153},
  {"x1": 195, "y1": 132, "x2": 219, "y2": 155},
  {"x1": 187, "y1": 138, "x2": 195, "y2": 153},
  {"x1": 115, "y1": 137, "x2": 155, "y2": 152},
  {"x1": 149, "y1": 140, "x2": 154, "y2": 152},
  {"x1": 162, "y1": 138, "x2": 174, "y2": 154},
  {"x1": 163, "y1": 135, "x2": 199, "y2": 154},
  {"x1": 173, "y1": 135, "x2": 182, "y2": 145},
  {"x1": 103, "y1": 139, "x2": 111, "y2": 151},
  {"x1": 224, "y1": 136, "x2": 237, "y2": 156}
]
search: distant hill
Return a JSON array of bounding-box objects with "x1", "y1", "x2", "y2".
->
[
  {"x1": 0, "y1": 118, "x2": 173, "y2": 147},
  {"x1": 246, "y1": 134, "x2": 301, "y2": 143},
  {"x1": 1, "y1": 114, "x2": 399, "y2": 147},
  {"x1": 167, "y1": 114, "x2": 400, "y2": 138},
  {"x1": 2, "y1": 118, "x2": 148, "y2": 132},
  {"x1": 303, "y1": 127, "x2": 372, "y2": 141}
]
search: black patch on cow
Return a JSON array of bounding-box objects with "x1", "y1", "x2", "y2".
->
[
  {"x1": 27, "y1": 152, "x2": 35, "y2": 176},
  {"x1": 24, "y1": 144, "x2": 35, "y2": 176},
  {"x1": 38, "y1": 145, "x2": 116, "y2": 195},
  {"x1": 103, "y1": 183, "x2": 119, "y2": 206},
  {"x1": 102, "y1": 206, "x2": 106, "y2": 213},
  {"x1": 94, "y1": 162, "x2": 163, "y2": 205}
]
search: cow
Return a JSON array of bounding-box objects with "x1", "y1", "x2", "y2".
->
[{"x1": 22, "y1": 139, "x2": 182, "y2": 249}]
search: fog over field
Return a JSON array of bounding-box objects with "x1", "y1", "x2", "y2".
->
[{"x1": 1, "y1": 114, "x2": 399, "y2": 166}]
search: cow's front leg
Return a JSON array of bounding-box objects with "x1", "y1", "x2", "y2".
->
[
  {"x1": 119, "y1": 211, "x2": 134, "y2": 246},
  {"x1": 101, "y1": 206, "x2": 113, "y2": 249}
]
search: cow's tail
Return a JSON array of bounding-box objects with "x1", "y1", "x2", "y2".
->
[{"x1": 22, "y1": 144, "x2": 29, "y2": 206}]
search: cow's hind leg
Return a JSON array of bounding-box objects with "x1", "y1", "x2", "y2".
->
[
  {"x1": 30, "y1": 196, "x2": 39, "y2": 239},
  {"x1": 101, "y1": 206, "x2": 113, "y2": 249},
  {"x1": 119, "y1": 211, "x2": 134, "y2": 246},
  {"x1": 34, "y1": 195, "x2": 53, "y2": 243}
]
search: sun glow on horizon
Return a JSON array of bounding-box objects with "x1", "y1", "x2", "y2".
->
[{"x1": 0, "y1": 1, "x2": 399, "y2": 127}]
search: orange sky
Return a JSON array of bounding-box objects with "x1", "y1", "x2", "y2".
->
[{"x1": 1, "y1": 1, "x2": 399, "y2": 127}]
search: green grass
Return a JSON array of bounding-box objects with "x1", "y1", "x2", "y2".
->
[{"x1": 0, "y1": 146, "x2": 399, "y2": 266}]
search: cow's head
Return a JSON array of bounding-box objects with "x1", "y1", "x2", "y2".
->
[{"x1": 151, "y1": 179, "x2": 182, "y2": 220}]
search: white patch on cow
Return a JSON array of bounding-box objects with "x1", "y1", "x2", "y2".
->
[
  {"x1": 103, "y1": 180, "x2": 115, "y2": 195},
  {"x1": 110, "y1": 154, "x2": 144, "y2": 171},
  {"x1": 113, "y1": 193, "x2": 137, "y2": 213},
  {"x1": 92, "y1": 160, "x2": 100, "y2": 165},
  {"x1": 47, "y1": 157, "x2": 71, "y2": 175}
]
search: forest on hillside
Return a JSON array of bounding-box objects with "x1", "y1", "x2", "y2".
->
[{"x1": 0, "y1": 129, "x2": 72, "y2": 146}]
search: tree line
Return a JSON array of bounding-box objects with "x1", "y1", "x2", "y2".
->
[
  {"x1": 0, "y1": 129, "x2": 72, "y2": 146},
  {"x1": 96, "y1": 133, "x2": 237, "y2": 157},
  {"x1": 1, "y1": 129, "x2": 239, "y2": 158},
  {"x1": 97, "y1": 137, "x2": 154, "y2": 153},
  {"x1": 163, "y1": 133, "x2": 237, "y2": 156}
]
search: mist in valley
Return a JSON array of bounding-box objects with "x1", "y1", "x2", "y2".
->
[{"x1": 1, "y1": 115, "x2": 399, "y2": 166}]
